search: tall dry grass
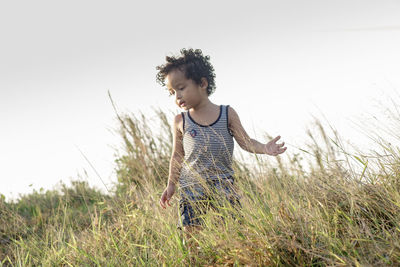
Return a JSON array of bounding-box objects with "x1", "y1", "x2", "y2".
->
[{"x1": 1, "y1": 99, "x2": 399, "y2": 266}]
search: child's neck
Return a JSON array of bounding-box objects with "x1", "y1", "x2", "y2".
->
[
  {"x1": 190, "y1": 99, "x2": 216, "y2": 113},
  {"x1": 189, "y1": 100, "x2": 220, "y2": 126}
]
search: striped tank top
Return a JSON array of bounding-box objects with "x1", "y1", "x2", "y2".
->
[{"x1": 179, "y1": 105, "x2": 235, "y2": 189}]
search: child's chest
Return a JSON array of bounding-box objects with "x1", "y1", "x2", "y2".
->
[{"x1": 182, "y1": 125, "x2": 231, "y2": 155}]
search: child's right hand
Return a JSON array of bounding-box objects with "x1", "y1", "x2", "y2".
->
[{"x1": 159, "y1": 183, "x2": 176, "y2": 209}]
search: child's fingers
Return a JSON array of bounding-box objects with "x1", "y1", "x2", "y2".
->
[
  {"x1": 160, "y1": 192, "x2": 167, "y2": 209},
  {"x1": 273, "y1": 135, "x2": 281, "y2": 142},
  {"x1": 278, "y1": 147, "x2": 287, "y2": 154},
  {"x1": 160, "y1": 198, "x2": 165, "y2": 209},
  {"x1": 160, "y1": 187, "x2": 174, "y2": 209}
]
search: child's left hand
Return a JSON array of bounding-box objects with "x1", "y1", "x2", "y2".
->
[{"x1": 265, "y1": 136, "x2": 287, "y2": 156}]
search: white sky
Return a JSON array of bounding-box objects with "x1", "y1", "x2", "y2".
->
[{"x1": 1, "y1": 0, "x2": 400, "y2": 200}]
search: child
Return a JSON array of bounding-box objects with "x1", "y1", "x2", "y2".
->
[{"x1": 157, "y1": 48, "x2": 287, "y2": 246}]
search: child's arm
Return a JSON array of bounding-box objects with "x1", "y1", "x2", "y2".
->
[
  {"x1": 160, "y1": 114, "x2": 184, "y2": 209},
  {"x1": 228, "y1": 106, "x2": 287, "y2": 155},
  {"x1": 167, "y1": 114, "x2": 185, "y2": 185}
]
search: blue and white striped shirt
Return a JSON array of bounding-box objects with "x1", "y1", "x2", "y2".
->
[{"x1": 178, "y1": 105, "x2": 235, "y2": 189}]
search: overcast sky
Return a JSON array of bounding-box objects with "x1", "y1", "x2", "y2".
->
[{"x1": 1, "y1": 0, "x2": 400, "y2": 200}]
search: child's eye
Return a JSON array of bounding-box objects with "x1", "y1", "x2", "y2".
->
[{"x1": 169, "y1": 90, "x2": 175, "y2": 96}]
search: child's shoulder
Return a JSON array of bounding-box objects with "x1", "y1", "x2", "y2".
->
[
  {"x1": 224, "y1": 104, "x2": 235, "y2": 111},
  {"x1": 174, "y1": 112, "x2": 184, "y2": 121},
  {"x1": 226, "y1": 105, "x2": 241, "y2": 126},
  {"x1": 225, "y1": 105, "x2": 237, "y2": 115},
  {"x1": 173, "y1": 113, "x2": 184, "y2": 134}
]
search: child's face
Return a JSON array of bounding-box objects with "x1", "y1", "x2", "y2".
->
[{"x1": 166, "y1": 69, "x2": 208, "y2": 110}]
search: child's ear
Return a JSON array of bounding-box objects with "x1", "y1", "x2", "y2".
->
[{"x1": 200, "y1": 77, "x2": 208, "y2": 90}]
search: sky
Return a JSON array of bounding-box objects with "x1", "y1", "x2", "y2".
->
[{"x1": 1, "y1": 0, "x2": 400, "y2": 201}]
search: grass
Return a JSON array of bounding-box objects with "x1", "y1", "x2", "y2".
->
[{"x1": 1, "y1": 101, "x2": 399, "y2": 266}]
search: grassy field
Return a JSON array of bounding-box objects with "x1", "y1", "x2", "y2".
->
[{"x1": 1, "y1": 106, "x2": 399, "y2": 266}]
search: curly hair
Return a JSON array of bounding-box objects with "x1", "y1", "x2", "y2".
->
[{"x1": 156, "y1": 48, "x2": 216, "y2": 96}]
